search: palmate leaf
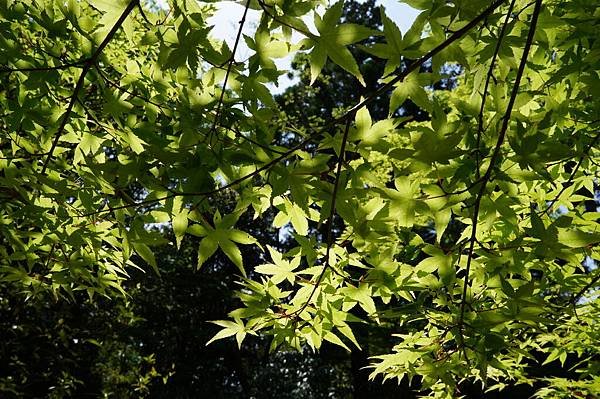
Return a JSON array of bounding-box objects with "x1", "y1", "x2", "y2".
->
[
  {"x1": 206, "y1": 319, "x2": 251, "y2": 348},
  {"x1": 358, "y1": 7, "x2": 404, "y2": 75},
  {"x1": 341, "y1": 283, "x2": 377, "y2": 316},
  {"x1": 351, "y1": 104, "x2": 399, "y2": 145},
  {"x1": 172, "y1": 209, "x2": 188, "y2": 249},
  {"x1": 219, "y1": 238, "x2": 244, "y2": 274},
  {"x1": 273, "y1": 198, "x2": 310, "y2": 236},
  {"x1": 246, "y1": 30, "x2": 290, "y2": 71},
  {"x1": 307, "y1": 0, "x2": 379, "y2": 85},
  {"x1": 254, "y1": 246, "x2": 300, "y2": 284},
  {"x1": 389, "y1": 71, "x2": 431, "y2": 114},
  {"x1": 381, "y1": 176, "x2": 420, "y2": 227},
  {"x1": 194, "y1": 211, "x2": 259, "y2": 276},
  {"x1": 557, "y1": 229, "x2": 600, "y2": 248},
  {"x1": 89, "y1": 0, "x2": 130, "y2": 38},
  {"x1": 198, "y1": 236, "x2": 219, "y2": 270}
]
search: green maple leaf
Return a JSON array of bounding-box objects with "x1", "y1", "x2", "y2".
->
[
  {"x1": 254, "y1": 246, "x2": 301, "y2": 284},
  {"x1": 358, "y1": 7, "x2": 404, "y2": 76},
  {"x1": 307, "y1": 0, "x2": 379, "y2": 85},
  {"x1": 196, "y1": 211, "x2": 258, "y2": 276}
]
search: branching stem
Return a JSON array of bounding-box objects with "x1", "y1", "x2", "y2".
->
[
  {"x1": 207, "y1": 0, "x2": 252, "y2": 143},
  {"x1": 40, "y1": 0, "x2": 139, "y2": 174},
  {"x1": 287, "y1": 116, "x2": 353, "y2": 319},
  {"x1": 476, "y1": 0, "x2": 517, "y2": 178},
  {"x1": 458, "y1": 0, "x2": 543, "y2": 342}
]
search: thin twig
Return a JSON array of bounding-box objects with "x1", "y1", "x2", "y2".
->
[
  {"x1": 287, "y1": 116, "x2": 353, "y2": 319},
  {"x1": 475, "y1": 0, "x2": 517, "y2": 178},
  {"x1": 257, "y1": 0, "x2": 315, "y2": 38},
  {"x1": 0, "y1": 59, "x2": 86, "y2": 73},
  {"x1": 571, "y1": 272, "x2": 600, "y2": 305},
  {"x1": 95, "y1": 66, "x2": 170, "y2": 111},
  {"x1": 457, "y1": 0, "x2": 543, "y2": 339},
  {"x1": 79, "y1": 131, "x2": 317, "y2": 217},
  {"x1": 40, "y1": 69, "x2": 88, "y2": 175},
  {"x1": 335, "y1": 0, "x2": 508, "y2": 123},
  {"x1": 0, "y1": 151, "x2": 47, "y2": 161},
  {"x1": 207, "y1": 0, "x2": 252, "y2": 143},
  {"x1": 136, "y1": 2, "x2": 153, "y2": 25},
  {"x1": 40, "y1": 0, "x2": 139, "y2": 174},
  {"x1": 220, "y1": 124, "x2": 289, "y2": 155},
  {"x1": 75, "y1": 98, "x2": 120, "y2": 142},
  {"x1": 542, "y1": 130, "x2": 600, "y2": 215}
]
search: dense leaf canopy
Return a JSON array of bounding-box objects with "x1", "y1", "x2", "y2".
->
[{"x1": 1, "y1": 0, "x2": 599, "y2": 396}]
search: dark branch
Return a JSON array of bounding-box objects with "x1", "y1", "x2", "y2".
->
[
  {"x1": 207, "y1": 0, "x2": 252, "y2": 143},
  {"x1": 80, "y1": 128, "x2": 320, "y2": 217},
  {"x1": 136, "y1": 2, "x2": 153, "y2": 25},
  {"x1": 79, "y1": 0, "x2": 511, "y2": 217},
  {"x1": 458, "y1": 0, "x2": 543, "y2": 334},
  {"x1": 542, "y1": 130, "x2": 600, "y2": 215},
  {"x1": 0, "y1": 59, "x2": 86, "y2": 73},
  {"x1": 219, "y1": 124, "x2": 289, "y2": 155},
  {"x1": 571, "y1": 271, "x2": 600, "y2": 304},
  {"x1": 476, "y1": 0, "x2": 517, "y2": 178},
  {"x1": 287, "y1": 116, "x2": 353, "y2": 319},
  {"x1": 257, "y1": 0, "x2": 315, "y2": 39},
  {"x1": 40, "y1": 0, "x2": 139, "y2": 174},
  {"x1": 337, "y1": 0, "x2": 508, "y2": 123},
  {"x1": 95, "y1": 65, "x2": 170, "y2": 112}
]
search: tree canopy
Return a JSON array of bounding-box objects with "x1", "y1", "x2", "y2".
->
[{"x1": 1, "y1": 0, "x2": 599, "y2": 397}]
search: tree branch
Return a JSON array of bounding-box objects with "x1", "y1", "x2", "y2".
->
[
  {"x1": 352, "y1": 0, "x2": 508, "y2": 121},
  {"x1": 257, "y1": 0, "x2": 315, "y2": 39},
  {"x1": 571, "y1": 271, "x2": 600, "y2": 304},
  {"x1": 136, "y1": 2, "x2": 153, "y2": 25},
  {"x1": 542, "y1": 130, "x2": 600, "y2": 215},
  {"x1": 0, "y1": 59, "x2": 86, "y2": 73},
  {"x1": 219, "y1": 124, "x2": 289, "y2": 155},
  {"x1": 458, "y1": 0, "x2": 543, "y2": 334},
  {"x1": 94, "y1": 65, "x2": 171, "y2": 112},
  {"x1": 476, "y1": 0, "x2": 517, "y2": 178},
  {"x1": 287, "y1": 116, "x2": 354, "y2": 319},
  {"x1": 207, "y1": 0, "x2": 252, "y2": 143},
  {"x1": 40, "y1": 0, "x2": 139, "y2": 175}
]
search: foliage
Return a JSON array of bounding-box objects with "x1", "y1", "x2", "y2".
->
[
  {"x1": 0, "y1": 227, "x2": 358, "y2": 398},
  {"x1": 0, "y1": 283, "x2": 162, "y2": 397},
  {"x1": 1, "y1": 0, "x2": 599, "y2": 397}
]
